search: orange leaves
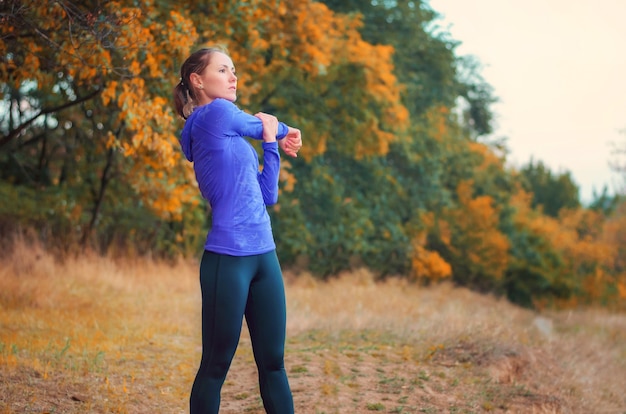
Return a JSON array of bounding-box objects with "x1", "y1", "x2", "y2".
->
[
  {"x1": 468, "y1": 141, "x2": 503, "y2": 173},
  {"x1": 166, "y1": 10, "x2": 199, "y2": 49},
  {"x1": 23, "y1": 46, "x2": 42, "y2": 72},
  {"x1": 0, "y1": 2, "x2": 199, "y2": 220},
  {"x1": 424, "y1": 106, "x2": 451, "y2": 142},
  {"x1": 279, "y1": 160, "x2": 298, "y2": 194},
  {"x1": 143, "y1": 53, "x2": 162, "y2": 78},
  {"x1": 348, "y1": 40, "x2": 398, "y2": 105},
  {"x1": 101, "y1": 81, "x2": 118, "y2": 106},
  {"x1": 207, "y1": 0, "x2": 409, "y2": 159},
  {"x1": 354, "y1": 119, "x2": 396, "y2": 159},
  {"x1": 601, "y1": 203, "x2": 626, "y2": 258},
  {"x1": 617, "y1": 281, "x2": 626, "y2": 300},
  {"x1": 116, "y1": 78, "x2": 177, "y2": 160},
  {"x1": 132, "y1": 169, "x2": 198, "y2": 221},
  {"x1": 559, "y1": 209, "x2": 614, "y2": 270},
  {"x1": 291, "y1": 1, "x2": 346, "y2": 75},
  {"x1": 110, "y1": 6, "x2": 149, "y2": 50},
  {"x1": 509, "y1": 188, "x2": 626, "y2": 307},
  {"x1": 456, "y1": 182, "x2": 498, "y2": 231},
  {"x1": 103, "y1": 7, "x2": 198, "y2": 219},
  {"x1": 411, "y1": 246, "x2": 452, "y2": 281},
  {"x1": 12, "y1": 46, "x2": 49, "y2": 89},
  {"x1": 445, "y1": 181, "x2": 510, "y2": 282},
  {"x1": 107, "y1": 74, "x2": 193, "y2": 219},
  {"x1": 335, "y1": 16, "x2": 409, "y2": 155},
  {"x1": 409, "y1": 212, "x2": 452, "y2": 281},
  {"x1": 410, "y1": 226, "x2": 453, "y2": 281}
]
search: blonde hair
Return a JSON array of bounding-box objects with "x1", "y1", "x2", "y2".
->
[{"x1": 173, "y1": 46, "x2": 229, "y2": 119}]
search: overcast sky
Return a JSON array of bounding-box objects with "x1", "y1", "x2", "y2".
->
[{"x1": 426, "y1": 0, "x2": 626, "y2": 202}]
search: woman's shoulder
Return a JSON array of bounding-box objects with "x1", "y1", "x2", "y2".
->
[
  {"x1": 196, "y1": 98, "x2": 235, "y2": 111},
  {"x1": 189, "y1": 99, "x2": 236, "y2": 121},
  {"x1": 209, "y1": 98, "x2": 237, "y2": 110}
]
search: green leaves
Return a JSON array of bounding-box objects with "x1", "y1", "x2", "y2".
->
[{"x1": 519, "y1": 159, "x2": 581, "y2": 217}]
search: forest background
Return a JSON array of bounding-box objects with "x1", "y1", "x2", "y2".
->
[{"x1": 1, "y1": 0, "x2": 626, "y2": 311}]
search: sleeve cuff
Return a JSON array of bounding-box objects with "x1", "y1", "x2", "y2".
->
[{"x1": 277, "y1": 122, "x2": 288, "y2": 140}]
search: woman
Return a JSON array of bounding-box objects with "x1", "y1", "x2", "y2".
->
[{"x1": 173, "y1": 46, "x2": 301, "y2": 414}]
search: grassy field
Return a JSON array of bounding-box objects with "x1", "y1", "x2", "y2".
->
[{"x1": 1, "y1": 242, "x2": 625, "y2": 413}]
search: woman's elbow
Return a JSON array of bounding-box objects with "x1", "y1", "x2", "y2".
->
[{"x1": 265, "y1": 195, "x2": 278, "y2": 206}]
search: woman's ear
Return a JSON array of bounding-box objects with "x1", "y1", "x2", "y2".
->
[{"x1": 189, "y1": 73, "x2": 203, "y2": 90}]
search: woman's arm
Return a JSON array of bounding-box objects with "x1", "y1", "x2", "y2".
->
[
  {"x1": 216, "y1": 99, "x2": 289, "y2": 140},
  {"x1": 258, "y1": 143, "x2": 280, "y2": 205},
  {"x1": 253, "y1": 111, "x2": 301, "y2": 158},
  {"x1": 255, "y1": 112, "x2": 281, "y2": 205},
  {"x1": 220, "y1": 99, "x2": 302, "y2": 157}
]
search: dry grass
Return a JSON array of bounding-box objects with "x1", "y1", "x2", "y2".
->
[{"x1": 1, "y1": 242, "x2": 625, "y2": 413}]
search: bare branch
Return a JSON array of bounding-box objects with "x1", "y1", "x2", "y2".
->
[{"x1": 0, "y1": 87, "x2": 101, "y2": 148}]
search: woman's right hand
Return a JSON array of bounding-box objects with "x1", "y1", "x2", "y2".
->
[
  {"x1": 254, "y1": 112, "x2": 279, "y2": 143},
  {"x1": 279, "y1": 127, "x2": 302, "y2": 158}
]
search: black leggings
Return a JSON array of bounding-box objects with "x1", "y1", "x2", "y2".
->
[{"x1": 190, "y1": 250, "x2": 294, "y2": 414}]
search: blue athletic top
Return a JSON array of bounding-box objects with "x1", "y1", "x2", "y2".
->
[{"x1": 180, "y1": 98, "x2": 288, "y2": 256}]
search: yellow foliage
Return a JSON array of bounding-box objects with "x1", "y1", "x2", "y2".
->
[
  {"x1": 166, "y1": 10, "x2": 199, "y2": 50},
  {"x1": 601, "y1": 202, "x2": 626, "y2": 270},
  {"x1": 408, "y1": 212, "x2": 452, "y2": 281},
  {"x1": 2, "y1": 0, "x2": 407, "y2": 220},
  {"x1": 468, "y1": 141, "x2": 503, "y2": 172},
  {"x1": 207, "y1": 0, "x2": 408, "y2": 159},
  {"x1": 101, "y1": 81, "x2": 118, "y2": 106},
  {"x1": 411, "y1": 244, "x2": 452, "y2": 281},
  {"x1": 617, "y1": 280, "x2": 626, "y2": 300},
  {"x1": 424, "y1": 106, "x2": 450, "y2": 142},
  {"x1": 510, "y1": 188, "x2": 625, "y2": 305},
  {"x1": 279, "y1": 160, "x2": 297, "y2": 194},
  {"x1": 292, "y1": 2, "x2": 344, "y2": 75},
  {"x1": 445, "y1": 181, "x2": 510, "y2": 281}
]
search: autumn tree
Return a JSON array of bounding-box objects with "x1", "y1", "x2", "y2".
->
[
  {"x1": 1, "y1": 1, "x2": 206, "y2": 252},
  {"x1": 182, "y1": 0, "x2": 415, "y2": 275},
  {"x1": 519, "y1": 159, "x2": 580, "y2": 217},
  {"x1": 503, "y1": 189, "x2": 569, "y2": 307},
  {"x1": 262, "y1": 0, "x2": 498, "y2": 277},
  {"x1": 320, "y1": 0, "x2": 496, "y2": 137},
  {"x1": 1, "y1": 0, "x2": 415, "y2": 258}
]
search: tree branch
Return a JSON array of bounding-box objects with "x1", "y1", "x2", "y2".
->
[{"x1": 1, "y1": 87, "x2": 101, "y2": 149}]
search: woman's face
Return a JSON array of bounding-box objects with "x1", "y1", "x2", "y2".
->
[{"x1": 191, "y1": 52, "x2": 237, "y2": 105}]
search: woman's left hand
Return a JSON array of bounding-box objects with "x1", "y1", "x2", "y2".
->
[{"x1": 255, "y1": 112, "x2": 279, "y2": 143}]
